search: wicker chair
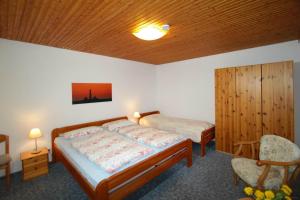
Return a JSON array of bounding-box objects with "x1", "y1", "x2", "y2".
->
[
  {"x1": 0, "y1": 134, "x2": 11, "y2": 188},
  {"x1": 231, "y1": 135, "x2": 300, "y2": 190}
]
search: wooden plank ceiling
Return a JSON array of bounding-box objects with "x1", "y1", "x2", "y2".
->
[{"x1": 0, "y1": 0, "x2": 299, "y2": 64}]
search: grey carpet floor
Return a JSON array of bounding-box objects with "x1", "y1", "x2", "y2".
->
[{"x1": 0, "y1": 143, "x2": 299, "y2": 200}]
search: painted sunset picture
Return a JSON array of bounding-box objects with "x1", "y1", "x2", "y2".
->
[{"x1": 72, "y1": 83, "x2": 112, "y2": 104}]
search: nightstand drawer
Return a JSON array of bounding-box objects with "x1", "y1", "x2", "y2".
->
[
  {"x1": 23, "y1": 166, "x2": 48, "y2": 180},
  {"x1": 23, "y1": 154, "x2": 47, "y2": 166},
  {"x1": 24, "y1": 161, "x2": 48, "y2": 173}
]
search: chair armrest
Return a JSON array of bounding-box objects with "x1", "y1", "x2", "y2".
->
[
  {"x1": 233, "y1": 140, "x2": 259, "y2": 146},
  {"x1": 233, "y1": 140, "x2": 259, "y2": 159},
  {"x1": 256, "y1": 159, "x2": 300, "y2": 189},
  {"x1": 257, "y1": 159, "x2": 300, "y2": 167}
]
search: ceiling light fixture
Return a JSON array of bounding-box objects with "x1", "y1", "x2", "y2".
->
[{"x1": 133, "y1": 24, "x2": 170, "y2": 41}]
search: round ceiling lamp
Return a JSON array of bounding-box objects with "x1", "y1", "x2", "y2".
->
[{"x1": 133, "y1": 24, "x2": 170, "y2": 41}]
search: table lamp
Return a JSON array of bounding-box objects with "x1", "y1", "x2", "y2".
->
[
  {"x1": 133, "y1": 112, "x2": 141, "y2": 119},
  {"x1": 133, "y1": 112, "x2": 141, "y2": 123},
  {"x1": 29, "y1": 128, "x2": 42, "y2": 154}
]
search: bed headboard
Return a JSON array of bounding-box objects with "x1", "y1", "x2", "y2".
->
[{"x1": 139, "y1": 110, "x2": 160, "y2": 118}]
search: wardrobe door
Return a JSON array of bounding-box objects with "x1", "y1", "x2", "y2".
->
[
  {"x1": 215, "y1": 67, "x2": 236, "y2": 154},
  {"x1": 262, "y1": 61, "x2": 294, "y2": 141},
  {"x1": 235, "y1": 65, "x2": 262, "y2": 158}
]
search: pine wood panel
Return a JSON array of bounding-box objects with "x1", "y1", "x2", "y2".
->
[
  {"x1": 0, "y1": 0, "x2": 300, "y2": 64},
  {"x1": 235, "y1": 65, "x2": 262, "y2": 158},
  {"x1": 262, "y1": 61, "x2": 294, "y2": 141},
  {"x1": 215, "y1": 61, "x2": 294, "y2": 157},
  {"x1": 215, "y1": 67, "x2": 235, "y2": 153}
]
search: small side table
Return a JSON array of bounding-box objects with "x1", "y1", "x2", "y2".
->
[{"x1": 20, "y1": 147, "x2": 49, "y2": 180}]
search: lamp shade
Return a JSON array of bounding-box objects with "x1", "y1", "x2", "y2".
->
[
  {"x1": 133, "y1": 24, "x2": 169, "y2": 41},
  {"x1": 29, "y1": 128, "x2": 42, "y2": 139},
  {"x1": 133, "y1": 112, "x2": 141, "y2": 118}
]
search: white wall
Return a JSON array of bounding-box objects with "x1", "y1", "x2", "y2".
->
[
  {"x1": 0, "y1": 39, "x2": 156, "y2": 173},
  {"x1": 1, "y1": 39, "x2": 300, "y2": 175},
  {"x1": 156, "y1": 40, "x2": 300, "y2": 145}
]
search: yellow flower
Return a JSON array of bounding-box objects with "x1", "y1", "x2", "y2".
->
[
  {"x1": 282, "y1": 184, "x2": 292, "y2": 194},
  {"x1": 265, "y1": 190, "x2": 275, "y2": 199},
  {"x1": 244, "y1": 187, "x2": 254, "y2": 196},
  {"x1": 254, "y1": 190, "x2": 265, "y2": 199},
  {"x1": 285, "y1": 196, "x2": 292, "y2": 200},
  {"x1": 281, "y1": 187, "x2": 292, "y2": 196},
  {"x1": 265, "y1": 199, "x2": 272, "y2": 200}
]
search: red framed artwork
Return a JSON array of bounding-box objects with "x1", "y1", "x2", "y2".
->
[{"x1": 72, "y1": 83, "x2": 112, "y2": 104}]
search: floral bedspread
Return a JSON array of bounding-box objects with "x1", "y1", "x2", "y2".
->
[
  {"x1": 117, "y1": 125, "x2": 183, "y2": 148},
  {"x1": 71, "y1": 130, "x2": 153, "y2": 173}
]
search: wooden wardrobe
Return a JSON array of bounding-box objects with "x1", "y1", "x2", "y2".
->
[{"x1": 215, "y1": 61, "x2": 294, "y2": 158}]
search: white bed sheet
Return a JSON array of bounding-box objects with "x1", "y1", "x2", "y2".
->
[
  {"x1": 139, "y1": 114, "x2": 214, "y2": 143},
  {"x1": 54, "y1": 130, "x2": 184, "y2": 189}
]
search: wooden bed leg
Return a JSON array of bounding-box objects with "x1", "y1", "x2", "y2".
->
[
  {"x1": 201, "y1": 140, "x2": 206, "y2": 157},
  {"x1": 186, "y1": 140, "x2": 193, "y2": 167},
  {"x1": 51, "y1": 131, "x2": 57, "y2": 163},
  {"x1": 95, "y1": 180, "x2": 109, "y2": 200},
  {"x1": 52, "y1": 150, "x2": 56, "y2": 163},
  {"x1": 200, "y1": 126, "x2": 215, "y2": 157}
]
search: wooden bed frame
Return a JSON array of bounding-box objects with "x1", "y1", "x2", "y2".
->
[
  {"x1": 51, "y1": 112, "x2": 193, "y2": 200},
  {"x1": 140, "y1": 111, "x2": 215, "y2": 157}
]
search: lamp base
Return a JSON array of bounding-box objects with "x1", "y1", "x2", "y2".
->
[{"x1": 31, "y1": 149, "x2": 41, "y2": 154}]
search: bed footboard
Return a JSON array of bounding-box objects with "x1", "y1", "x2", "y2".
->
[
  {"x1": 53, "y1": 139, "x2": 192, "y2": 200},
  {"x1": 95, "y1": 139, "x2": 192, "y2": 200}
]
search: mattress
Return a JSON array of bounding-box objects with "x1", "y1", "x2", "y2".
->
[
  {"x1": 54, "y1": 129, "x2": 184, "y2": 188},
  {"x1": 139, "y1": 114, "x2": 214, "y2": 143}
]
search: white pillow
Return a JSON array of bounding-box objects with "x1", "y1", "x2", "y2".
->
[
  {"x1": 62, "y1": 126, "x2": 103, "y2": 139},
  {"x1": 102, "y1": 119, "x2": 135, "y2": 131}
]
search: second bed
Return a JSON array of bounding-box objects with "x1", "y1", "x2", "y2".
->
[{"x1": 139, "y1": 111, "x2": 215, "y2": 156}]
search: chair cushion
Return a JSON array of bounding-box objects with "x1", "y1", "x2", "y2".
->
[
  {"x1": 260, "y1": 135, "x2": 300, "y2": 173},
  {"x1": 232, "y1": 158, "x2": 284, "y2": 190},
  {"x1": 260, "y1": 135, "x2": 300, "y2": 162},
  {"x1": 0, "y1": 154, "x2": 11, "y2": 166}
]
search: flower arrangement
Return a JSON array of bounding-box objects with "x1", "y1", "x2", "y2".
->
[{"x1": 243, "y1": 185, "x2": 293, "y2": 200}]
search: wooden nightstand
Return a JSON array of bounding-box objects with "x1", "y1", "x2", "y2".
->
[{"x1": 20, "y1": 147, "x2": 49, "y2": 180}]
